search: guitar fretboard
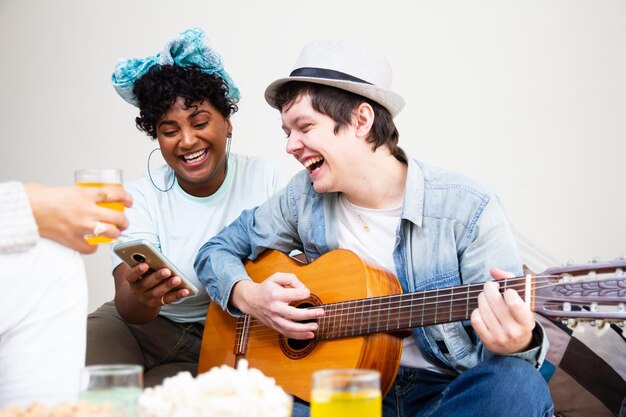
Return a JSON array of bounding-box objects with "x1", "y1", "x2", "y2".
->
[{"x1": 316, "y1": 279, "x2": 523, "y2": 340}]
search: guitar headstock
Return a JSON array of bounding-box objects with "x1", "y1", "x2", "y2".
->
[{"x1": 532, "y1": 257, "x2": 626, "y2": 334}]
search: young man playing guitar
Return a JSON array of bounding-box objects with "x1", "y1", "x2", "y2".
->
[{"x1": 195, "y1": 40, "x2": 553, "y2": 417}]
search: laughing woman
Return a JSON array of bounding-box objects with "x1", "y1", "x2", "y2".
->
[{"x1": 86, "y1": 28, "x2": 283, "y2": 386}]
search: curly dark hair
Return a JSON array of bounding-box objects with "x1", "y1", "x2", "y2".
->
[{"x1": 132, "y1": 65, "x2": 239, "y2": 138}]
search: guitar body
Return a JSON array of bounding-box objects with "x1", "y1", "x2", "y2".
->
[{"x1": 199, "y1": 249, "x2": 404, "y2": 401}]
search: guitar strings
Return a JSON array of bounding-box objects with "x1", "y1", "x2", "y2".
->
[
  {"x1": 235, "y1": 295, "x2": 622, "y2": 344},
  {"x1": 237, "y1": 272, "x2": 614, "y2": 332},
  {"x1": 234, "y1": 278, "x2": 620, "y2": 334},
  {"x1": 227, "y1": 274, "x2": 625, "y2": 343},
  {"x1": 234, "y1": 298, "x2": 623, "y2": 345},
  {"x1": 233, "y1": 274, "x2": 623, "y2": 336}
]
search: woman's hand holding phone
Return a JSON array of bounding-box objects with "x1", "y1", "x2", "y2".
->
[
  {"x1": 113, "y1": 239, "x2": 199, "y2": 307},
  {"x1": 122, "y1": 262, "x2": 190, "y2": 307}
]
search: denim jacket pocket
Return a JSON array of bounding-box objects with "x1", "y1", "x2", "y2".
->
[
  {"x1": 415, "y1": 268, "x2": 482, "y2": 371},
  {"x1": 424, "y1": 322, "x2": 479, "y2": 371}
]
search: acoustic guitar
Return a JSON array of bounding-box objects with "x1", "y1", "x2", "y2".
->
[{"x1": 198, "y1": 249, "x2": 626, "y2": 401}]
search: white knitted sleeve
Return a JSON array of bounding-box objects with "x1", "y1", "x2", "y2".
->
[{"x1": 0, "y1": 182, "x2": 39, "y2": 253}]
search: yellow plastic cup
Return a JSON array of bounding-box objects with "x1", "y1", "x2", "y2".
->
[{"x1": 311, "y1": 369, "x2": 381, "y2": 417}]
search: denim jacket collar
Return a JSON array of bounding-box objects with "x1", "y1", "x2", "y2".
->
[{"x1": 402, "y1": 158, "x2": 425, "y2": 228}]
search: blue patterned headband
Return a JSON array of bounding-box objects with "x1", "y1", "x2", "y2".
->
[{"x1": 111, "y1": 28, "x2": 240, "y2": 107}]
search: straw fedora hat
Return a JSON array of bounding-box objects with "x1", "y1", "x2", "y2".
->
[{"x1": 265, "y1": 40, "x2": 405, "y2": 117}]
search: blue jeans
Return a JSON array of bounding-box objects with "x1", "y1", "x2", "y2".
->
[
  {"x1": 292, "y1": 356, "x2": 553, "y2": 417},
  {"x1": 292, "y1": 397, "x2": 311, "y2": 417},
  {"x1": 384, "y1": 356, "x2": 553, "y2": 417}
]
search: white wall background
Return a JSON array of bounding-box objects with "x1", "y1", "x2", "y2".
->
[{"x1": 0, "y1": 0, "x2": 624, "y2": 313}]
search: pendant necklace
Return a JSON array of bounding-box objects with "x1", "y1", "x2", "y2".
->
[{"x1": 346, "y1": 199, "x2": 370, "y2": 232}]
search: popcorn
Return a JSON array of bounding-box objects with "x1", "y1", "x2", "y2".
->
[{"x1": 137, "y1": 360, "x2": 292, "y2": 417}]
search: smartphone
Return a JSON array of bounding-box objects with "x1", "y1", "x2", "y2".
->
[{"x1": 113, "y1": 239, "x2": 199, "y2": 296}]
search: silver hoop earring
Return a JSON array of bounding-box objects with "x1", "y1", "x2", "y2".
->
[
  {"x1": 147, "y1": 148, "x2": 176, "y2": 192},
  {"x1": 224, "y1": 136, "x2": 232, "y2": 176}
]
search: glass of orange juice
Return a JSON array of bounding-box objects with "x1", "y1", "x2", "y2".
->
[
  {"x1": 311, "y1": 369, "x2": 381, "y2": 417},
  {"x1": 75, "y1": 168, "x2": 124, "y2": 245}
]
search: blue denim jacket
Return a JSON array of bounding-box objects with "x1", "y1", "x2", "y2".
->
[{"x1": 195, "y1": 158, "x2": 548, "y2": 372}]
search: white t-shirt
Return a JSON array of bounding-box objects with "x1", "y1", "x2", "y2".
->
[
  {"x1": 111, "y1": 153, "x2": 284, "y2": 323},
  {"x1": 336, "y1": 195, "x2": 449, "y2": 373}
]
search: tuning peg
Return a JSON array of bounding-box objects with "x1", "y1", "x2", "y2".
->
[
  {"x1": 594, "y1": 320, "x2": 611, "y2": 336},
  {"x1": 620, "y1": 254, "x2": 626, "y2": 261},
  {"x1": 566, "y1": 319, "x2": 584, "y2": 333},
  {"x1": 566, "y1": 259, "x2": 576, "y2": 266},
  {"x1": 591, "y1": 256, "x2": 602, "y2": 263}
]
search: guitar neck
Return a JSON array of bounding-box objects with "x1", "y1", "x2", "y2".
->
[
  {"x1": 315, "y1": 267, "x2": 626, "y2": 340},
  {"x1": 316, "y1": 278, "x2": 528, "y2": 340}
]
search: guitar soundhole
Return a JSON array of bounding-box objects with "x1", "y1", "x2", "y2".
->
[{"x1": 279, "y1": 295, "x2": 321, "y2": 360}]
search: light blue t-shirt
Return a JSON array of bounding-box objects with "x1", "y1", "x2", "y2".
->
[{"x1": 111, "y1": 153, "x2": 284, "y2": 323}]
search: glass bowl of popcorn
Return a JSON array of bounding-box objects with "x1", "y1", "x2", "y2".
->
[{"x1": 136, "y1": 360, "x2": 292, "y2": 417}]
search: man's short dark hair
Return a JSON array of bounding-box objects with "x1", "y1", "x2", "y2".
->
[{"x1": 273, "y1": 81, "x2": 406, "y2": 163}]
